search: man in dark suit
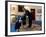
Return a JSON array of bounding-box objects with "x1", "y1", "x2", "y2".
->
[
  {"x1": 15, "y1": 16, "x2": 22, "y2": 32},
  {"x1": 22, "y1": 8, "x2": 32, "y2": 28}
]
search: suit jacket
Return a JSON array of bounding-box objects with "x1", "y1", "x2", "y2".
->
[{"x1": 22, "y1": 10, "x2": 32, "y2": 25}]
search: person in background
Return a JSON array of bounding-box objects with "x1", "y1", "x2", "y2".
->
[
  {"x1": 22, "y1": 8, "x2": 32, "y2": 28},
  {"x1": 11, "y1": 17, "x2": 17, "y2": 32}
]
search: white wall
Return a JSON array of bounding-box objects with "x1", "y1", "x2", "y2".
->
[
  {"x1": 10, "y1": 4, "x2": 25, "y2": 16},
  {"x1": 11, "y1": 5, "x2": 42, "y2": 21}
]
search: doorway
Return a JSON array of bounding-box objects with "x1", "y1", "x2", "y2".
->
[{"x1": 31, "y1": 9, "x2": 35, "y2": 20}]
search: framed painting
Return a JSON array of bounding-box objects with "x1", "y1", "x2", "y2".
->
[{"x1": 5, "y1": 1, "x2": 45, "y2": 36}]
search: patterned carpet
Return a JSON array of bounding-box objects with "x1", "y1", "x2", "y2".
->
[{"x1": 19, "y1": 24, "x2": 42, "y2": 32}]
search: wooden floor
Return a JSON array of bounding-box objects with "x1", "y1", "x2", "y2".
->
[{"x1": 19, "y1": 24, "x2": 42, "y2": 32}]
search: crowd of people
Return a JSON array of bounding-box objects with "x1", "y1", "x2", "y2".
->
[{"x1": 11, "y1": 8, "x2": 32, "y2": 32}]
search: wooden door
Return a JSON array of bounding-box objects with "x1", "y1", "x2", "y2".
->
[{"x1": 31, "y1": 9, "x2": 35, "y2": 20}]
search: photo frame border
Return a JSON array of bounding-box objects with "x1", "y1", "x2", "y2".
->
[{"x1": 5, "y1": 1, "x2": 45, "y2": 36}]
